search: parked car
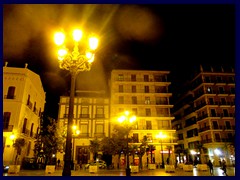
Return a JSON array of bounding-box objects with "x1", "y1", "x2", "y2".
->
[
  {"x1": 85, "y1": 160, "x2": 107, "y2": 169},
  {"x1": 3, "y1": 165, "x2": 9, "y2": 173},
  {"x1": 21, "y1": 156, "x2": 38, "y2": 170}
]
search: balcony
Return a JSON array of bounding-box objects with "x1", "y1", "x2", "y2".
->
[
  {"x1": 95, "y1": 114, "x2": 105, "y2": 118},
  {"x1": 198, "y1": 126, "x2": 210, "y2": 132},
  {"x1": 3, "y1": 125, "x2": 13, "y2": 132},
  {"x1": 94, "y1": 133, "x2": 105, "y2": 138},
  {"x1": 79, "y1": 114, "x2": 90, "y2": 118},
  {"x1": 4, "y1": 95, "x2": 16, "y2": 99},
  {"x1": 79, "y1": 133, "x2": 89, "y2": 138},
  {"x1": 197, "y1": 114, "x2": 208, "y2": 121},
  {"x1": 201, "y1": 139, "x2": 213, "y2": 143}
]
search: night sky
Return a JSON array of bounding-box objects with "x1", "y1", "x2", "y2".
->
[{"x1": 3, "y1": 4, "x2": 235, "y2": 119}]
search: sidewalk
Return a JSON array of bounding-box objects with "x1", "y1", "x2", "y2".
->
[{"x1": 3, "y1": 166, "x2": 235, "y2": 176}]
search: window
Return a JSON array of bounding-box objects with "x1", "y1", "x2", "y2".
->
[
  {"x1": 96, "y1": 106, "x2": 104, "y2": 114},
  {"x1": 133, "y1": 133, "x2": 139, "y2": 143},
  {"x1": 208, "y1": 98, "x2": 214, "y2": 105},
  {"x1": 3, "y1": 112, "x2": 11, "y2": 129},
  {"x1": 145, "y1": 97, "x2": 150, "y2": 104},
  {"x1": 178, "y1": 134, "x2": 183, "y2": 140},
  {"x1": 156, "y1": 97, "x2": 167, "y2": 105},
  {"x1": 216, "y1": 76, "x2": 222, "y2": 83},
  {"x1": 215, "y1": 133, "x2": 221, "y2": 142},
  {"x1": 157, "y1": 120, "x2": 169, "y2": 129},
  {"x1": 146, "y1": 121, "x2": 152, "y2": 129},
  {"x1": 156, "y1": 108, "x2": 169, "y2": 117},
  {"x1": 22, "y1": 118, "x2": 27, "y2": 133},
  {"x1": 30, "y1": 123, "x2": 34, "y2": 137},
  {"x1": 146, "y1": 133, "x2": 152, "y2": 142},
  {"x1": 131, "y1": 74, "x2": 136, "y2": 81},
  {"x1": 132, "y1": 86, "x2": 136, "y2": 93},
  {"x1": 154, "y1": 75, "x2": 164, "y2": 82},
  {"x1": 218, "y1": 87, "x2": 225, "y2": 94},
  {"x1": 132, "y1": 108, "x2": 137, "y2": 115},
  {"x1": 80, "y1": 124, "x2": 88, "y2": 135},
  {"x1": 7, "y1": 86, "x2": 15, "y2": 99},
  {"x1": 27, "y1": 141, "x2": 31, "y2": 156},
  {"x1": 119, "y1": 96, "x2": 124, "y2": 104},
  {"x1": 205, "y1": 76, "x2": 211, "y2": 83},
  {"x1": 96, "y1": 106, "x2": 104, "y2": 118},
  {"x1": 220, "y1": 98, "x2": 226, "y2": 105},
  {"x1": 225, "y1": 121, "x2": 231, "y2": 129},
  {"x1": 132, "y1": 96, "x2": 137, "y2": 104},
  {"x1": 228, "y1": 76, "x2": 234, "y2": 83},
  {"x1": 146, "y1": 108, "x2": 151, "y2": 116},
  {"x1": 212, "y1": 121, "x2": 218, "y2": 129},
  {"x1": 119, "y1": 85, "x2": 123, "y2": 92},
  {"x1": 33, "y1": 102, "x2": 37, "y2": 113},
  {"x1": 210, "y1": 109, "x2": 216, "y2": 117},
  {"x1": 95, "y1": 124, "x2": 104, "y2": 133},
  {"x1": 81, "y1": 106, "x2": 89, "y2": 118},
  {"x1": 223, "y1": 109, "x2": 229, "y2": 117},
  {"x1": 144, "y1": 75, "x2": 149, "y2": 82},
  {"x1": 144, "y1": 86, "x2": 149, "y2": 93},
  {"x1": 118, "y1": 74, "x2": 124, "y2": 81},
  {"x1": 230, "y1": 87, "x2": 235, "y2": 94}
]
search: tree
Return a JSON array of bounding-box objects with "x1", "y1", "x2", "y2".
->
[
  {"x1": 174, "y1": 146, "x2": 183, "y2": 163},
  {"x1": 13, "y1": 138, "x2": 26, "y2": 165},
  {"x1": 138, "y1": 135, "x2": 148, "y2": 169},
  {"x1": 166, "y1": 145, "x2": 172, "y2": 158},
  {"x1": 33, "y1": 115, "x2": 63, "y2": 166},
  {"x1": 100, "y1": 137, "x2": 116, "y2": 167},
  {"x1": 89, "y1": 137, "x2": 101, "y2": 161}
]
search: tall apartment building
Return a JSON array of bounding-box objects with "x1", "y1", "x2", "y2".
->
[
  {"x1": 57, "y1": 91, "x2": 110, "y2": 164},
  {"x1": 110, "y1": 69, "x2": 176, "y2": 166},
  {"x1": 3, "y1": 63, "x2": 46, "y2": 165},
  {"x1": 172, "y1": 65, "x2": 235, "y2": 166}
]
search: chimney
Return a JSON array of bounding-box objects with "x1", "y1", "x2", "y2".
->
[{"x1": 25, "y1": 63, "x2": 28, "y2": 68}]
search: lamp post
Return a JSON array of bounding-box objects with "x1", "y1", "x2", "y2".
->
[
  {"x1": 156, "y1": 132, "x2": 167, "y2": 168},
  {"x1": 118, "y1": 111, "x2": 137, "y2": 176},
  {"x1": 72, "y1": 125, "x2": 80, "y2": 170},
  {"x1": 54, "y1": 29, "x2": 98, "y2": 176}
]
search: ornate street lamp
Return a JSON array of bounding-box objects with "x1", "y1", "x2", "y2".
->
[
  {"x1": 54, "y1": 29, "x2": 98, "y2": 176},
  {"x1": 156, "y1": 132, "x2": 167, "y2": 168},
  {"x1": 118, "y1": 111, "x2": 137, "y2": 176}
]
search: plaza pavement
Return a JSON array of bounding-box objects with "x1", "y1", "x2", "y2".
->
[{"x1": 3, "y1": 166, "x2": 235, "y2": 176}]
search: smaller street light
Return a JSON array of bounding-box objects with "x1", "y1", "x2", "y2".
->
[
  {"x1": 118, "y1": 111, "x2": 137, "y2": 176},
  {"x1": 156, "y1": 132, "x2": 167, "y2": 168}
]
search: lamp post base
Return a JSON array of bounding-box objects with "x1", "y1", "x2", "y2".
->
[
  {"x1": 126, "y1": 167, "x2": 131, "y2": 176},
  {"x1": 161, "y1": 162, "x2": 165, "y2": 168},
  {"x1": 62, "y1": 170, "x2": 71, "y2": 176}
]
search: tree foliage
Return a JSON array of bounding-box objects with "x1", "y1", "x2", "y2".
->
[
  {"x1": 13, "y1": 138, "x2": 26, "y2": 164},
  {"x1": 34, "y1": 115, "x2": 64, "y2": 165}
]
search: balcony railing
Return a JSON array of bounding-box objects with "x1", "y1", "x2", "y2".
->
[
  {"x1": 198, "y1": 126, "x2": 210, "y2": 132},
  {"x1": 95, "y1": 114, "x2": 105, "y2": 118},
  {"x1": 79, "y1": 114, "x2": 90, "y2": 118},
  {"x1": 3, "y1": 125, "x2": 13, "y2": 132},
  {"x1": 4, "y1": 95, "x2": 16, "y2": 99}
]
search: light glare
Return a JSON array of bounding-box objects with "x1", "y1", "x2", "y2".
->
[
  {"x1": 54, "y1": 32, "x2": 65, "y2": 45},
  {"x1": 73, "y1": 29, "x2": 83, "y2": 42},
  {"x1": 89, "y1": 37, "x2": 98, "y2": 50}
]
